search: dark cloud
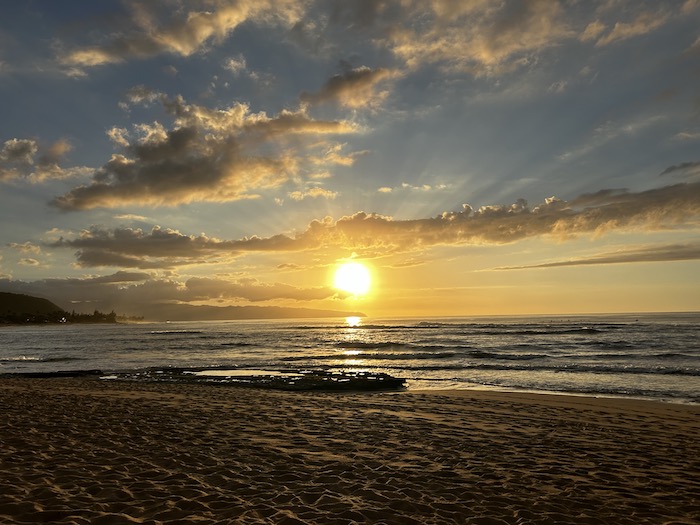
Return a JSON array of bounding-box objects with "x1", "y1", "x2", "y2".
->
[
  {"x1": 0, "y1": 138, "x2": 38, "y2": 181},
  {"x1": 55, "y1": 1, "x2": 687, "y2": 81},
  {"x1": 660, "y1": 161, "x2": 700, "y2": 178},
  {"x1": 186, "y1": 277, "x2": 336, "y2": 302},
  {"x1": 328, "y1": 0, "x2": 392, "y2": 29},
  {"x1": 300, "y1": 65, "x2": 398, "y2": 108},
  {"x1": 59, "y1": 1, "x2": 302, "y2": 71},
  {"x1": 0, "y1": 272, "x2": 152, "y2": 312},
  {"x1": 496, "y1": 242, "x2": 700, "y2": 270},
  {"x1": 51, "y1": 92, "x2": 356, "y2": 210},
  {"x1": 51, "y1": 182, "x2": 700, "y2": 268},
  {"x1": 50, "y1": 226, "x2": 232, "y2": 269},
  {"x1": 0, "y1": 272, "x2": 338, "y2": 314},
  {"x1": 48, "y1": 225, "x2": 308, "y2": 269},
  {"x1": 0, "y1": 138, "x2": 37, "y2": 164},
  {"x1": 90, "y1": 271, "x2": 153, "y2": 283},
  {"x1": 303, "y1": 182, "x2": 700, "y2": 250}
]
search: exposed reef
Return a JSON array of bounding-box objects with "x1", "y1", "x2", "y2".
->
[{"x1": 105, "y1": 367, "x2": 406, "y2": 392}]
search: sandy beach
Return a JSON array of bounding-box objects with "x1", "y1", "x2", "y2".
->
[{"x1": 1, "y1": 378, "x2": 698, "y2": 525}]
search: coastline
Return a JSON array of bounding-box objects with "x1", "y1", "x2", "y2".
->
[{"x1": 1, "y1": 377, "x2": 698, "y2": 524}]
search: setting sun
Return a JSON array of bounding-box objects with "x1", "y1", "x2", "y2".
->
[{"x1": 334, "y1": 262, "x2": 371, "y2": 296}]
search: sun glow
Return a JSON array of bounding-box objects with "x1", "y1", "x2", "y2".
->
[{"x1": 334, "y1": 262, "x2": 371, "y2": 296}]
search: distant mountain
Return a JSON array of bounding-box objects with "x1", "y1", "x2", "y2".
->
[
  {"x1": 130, "y1": 303, "x2": 365, "y2": 322},
  {"x1": 0, "y1": 292, "x2": 65, "y2": 316},
  {"x1": 0, "y1": 291, "x2": 364, "y2": 322}
]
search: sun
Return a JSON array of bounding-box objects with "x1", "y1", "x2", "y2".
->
[{"x1": 334, "y1": 262, "x2": 371, "y2": 296}]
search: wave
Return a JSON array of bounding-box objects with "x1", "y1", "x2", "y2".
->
[
  {"x1": 281, "y1": 349, "x2": 563, "y2": 364},
  {"x1": 329, "y1": 342, "x2": 555, "y2": 361},
  {"x1": 414, "y1": 377, "x2": 697, "y2": 402},
  {"x1": 0, "y1": 355, "x2": 42, "y2": 362},
  {"x1": 654, "y1": 352, "x2": 697, "y2": 359},
  {"x1": 375, "y1": 362, "x2": 700, "y2": 377},
  {"x1": 0, "y1": 356, "x2": 85, "y2": 363},
  {"x1": 149, "y1": 330, "x2": 205, "y2": 335}
]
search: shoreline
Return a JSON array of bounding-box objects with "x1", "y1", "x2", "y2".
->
[
  {"x1": 1, "y1": 377, "x2": 698, "y2": 524},
  {"x1": 2, "y1": 368, "x2": 698, "y2": 405}
]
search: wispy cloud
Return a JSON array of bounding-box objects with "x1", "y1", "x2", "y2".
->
[
  {"x1": 58, "y1": 0, "x2": 303, "y2": 73},
  {"x1": 660, "y1": 161, "x2": 700, "y2": 179},
  {"x1": 373, "y1": 0, "x2": 573, "y2": 75},
  {"x1": 594, "y1": 10, "x2": 668, "y2": 47},
  {"x1": 558, "y1": 115, "x2": 666, "y2": 162},
  {"x1": 288, "y1": 187, "x2": 338, "y2": 201},
  {"x1": 0, "y1": 138, "x2": 90, "y2": 182},
  {"x1": 185, "y1": 277, "x2": 336, "y2": 302},
  {"x1": 495, "y1": 242, "x2": 700, "y2": 270},
  {"x1": 8, "y1": 242, "x2": 41, "y2": 255},
  {"x1": 301, "y1": 64, "x2": 400, "y2": 108}
]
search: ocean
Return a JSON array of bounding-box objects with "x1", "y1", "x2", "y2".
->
[{"x1": 1, "y1": 312, "x2": 699, "y2": 404}]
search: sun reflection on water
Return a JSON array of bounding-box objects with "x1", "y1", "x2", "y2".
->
[{"x1": 345, "y1": 316, "x2": 362, "y2": 327}]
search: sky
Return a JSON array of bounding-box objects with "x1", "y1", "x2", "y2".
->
[{"x1": 1, "y1": 0, "x2": 699, "y2": 319}]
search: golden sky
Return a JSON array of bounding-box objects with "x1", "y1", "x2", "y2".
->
[{"x1": 1, "y1": 1, "x2": 699, "y2": 318}]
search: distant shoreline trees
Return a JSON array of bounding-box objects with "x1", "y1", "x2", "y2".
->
[
  {"x1": 0, "y1": 310, "x2": 144, "y2": 324},
  {"x1": 0, "y1": 292, "x2": 143, "y2": 324}
]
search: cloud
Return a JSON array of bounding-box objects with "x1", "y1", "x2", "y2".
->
[
  {"x1": 297, "y1": 182, "x2": 700, "y2": 250},
  {"x1": 185, "y1": 277, "x2": 336, "y2": 302},
  {"x1": 50, "y1": 182, "x2": 700, "y2": 268},
  {"x1": 580, "y1": 20, "x2": 606, "y2": 42},
  {"x1": 89, "y1": 271, "x2": 153, "y2": 283},
  {"x1": 307, "y1": 2, "x2": 682, "y2": 79},
  {"x1": 0, "y1": 272, "x2": 337, "y2": 313},
  {"x1": 49, "y1": 224, "x2": 308, "y2": 269},
  {"x1": 0, "y1": 138, "x2": 38, "y2": 181},
  {"x1": 673, "y1": 131, "x2": 700, "y2": 141},
  {"x1": 0, "y1": 138, "x2": 90, "y2": 182},
  {"x1": 595, "y1": 10, "x2": 668, "y2": 47},
  {"x1": 8, "y1": 242, "x2": 41, "y2": 255},
  {"x1": 59, "y1": 0, "x2": 303, "y2": 71},
  {"x1": 496, "y1": 242, "x2": 700, "y2": 270},
  {"x1": 301, "y1": 64, "x2": 399, "y2": 108},
  {"x1": 557, "y1": 115, "x2": 665, "y2": 162},
  {"x1": 40, "y1": 139, "x2": 73, "y2": 165},
  {"x1": 113, "y1": 213, "x2": 150, "y2": 222},
  {"x1": 223, "y1": 54, "x2": 247, "y2": 75},
  {"x1": 49, "y1": 225, "x2": 236, "y2": 269},
  {"x1": 288, "y1": 187, "x2": 338, "y2": 201},
  {"x1": 48, "y1": 1, "x2": 684, "y2": 86},
  {"x1": 384, "y1": 0, "x2": 572, "y2": 75},
  {"x1": 683, "y1": 0, "x2": 700, "y2": 13},
  {"x1": 376, "y1": 182, "x2": 449, "y2": 194},
  {"x1": 660, "y1": 161, "x2": 700, "y2": 179},
  {"x1": 0, "y1": 138, "x2": 37, "y2": 164},
  {"x1": 51, "y1": 91, "x2": 357, "y2": 210}
]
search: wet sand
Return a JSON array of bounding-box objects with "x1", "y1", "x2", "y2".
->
[{"x1": 1, "y1": 378, "x2": 698, "y2": 524}]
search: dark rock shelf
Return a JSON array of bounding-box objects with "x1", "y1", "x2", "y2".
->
[{"x1": 105, "y1": 368, "x2": 406, "y2": 392}]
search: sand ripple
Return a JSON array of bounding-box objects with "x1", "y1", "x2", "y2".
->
[{"x1": 1, "y1": 379, "x2": 699, "y2": 524}]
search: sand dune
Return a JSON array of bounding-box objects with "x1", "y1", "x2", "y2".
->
[{"x1": 1, "y1": 378, "x2": 698, "y2": 524}]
